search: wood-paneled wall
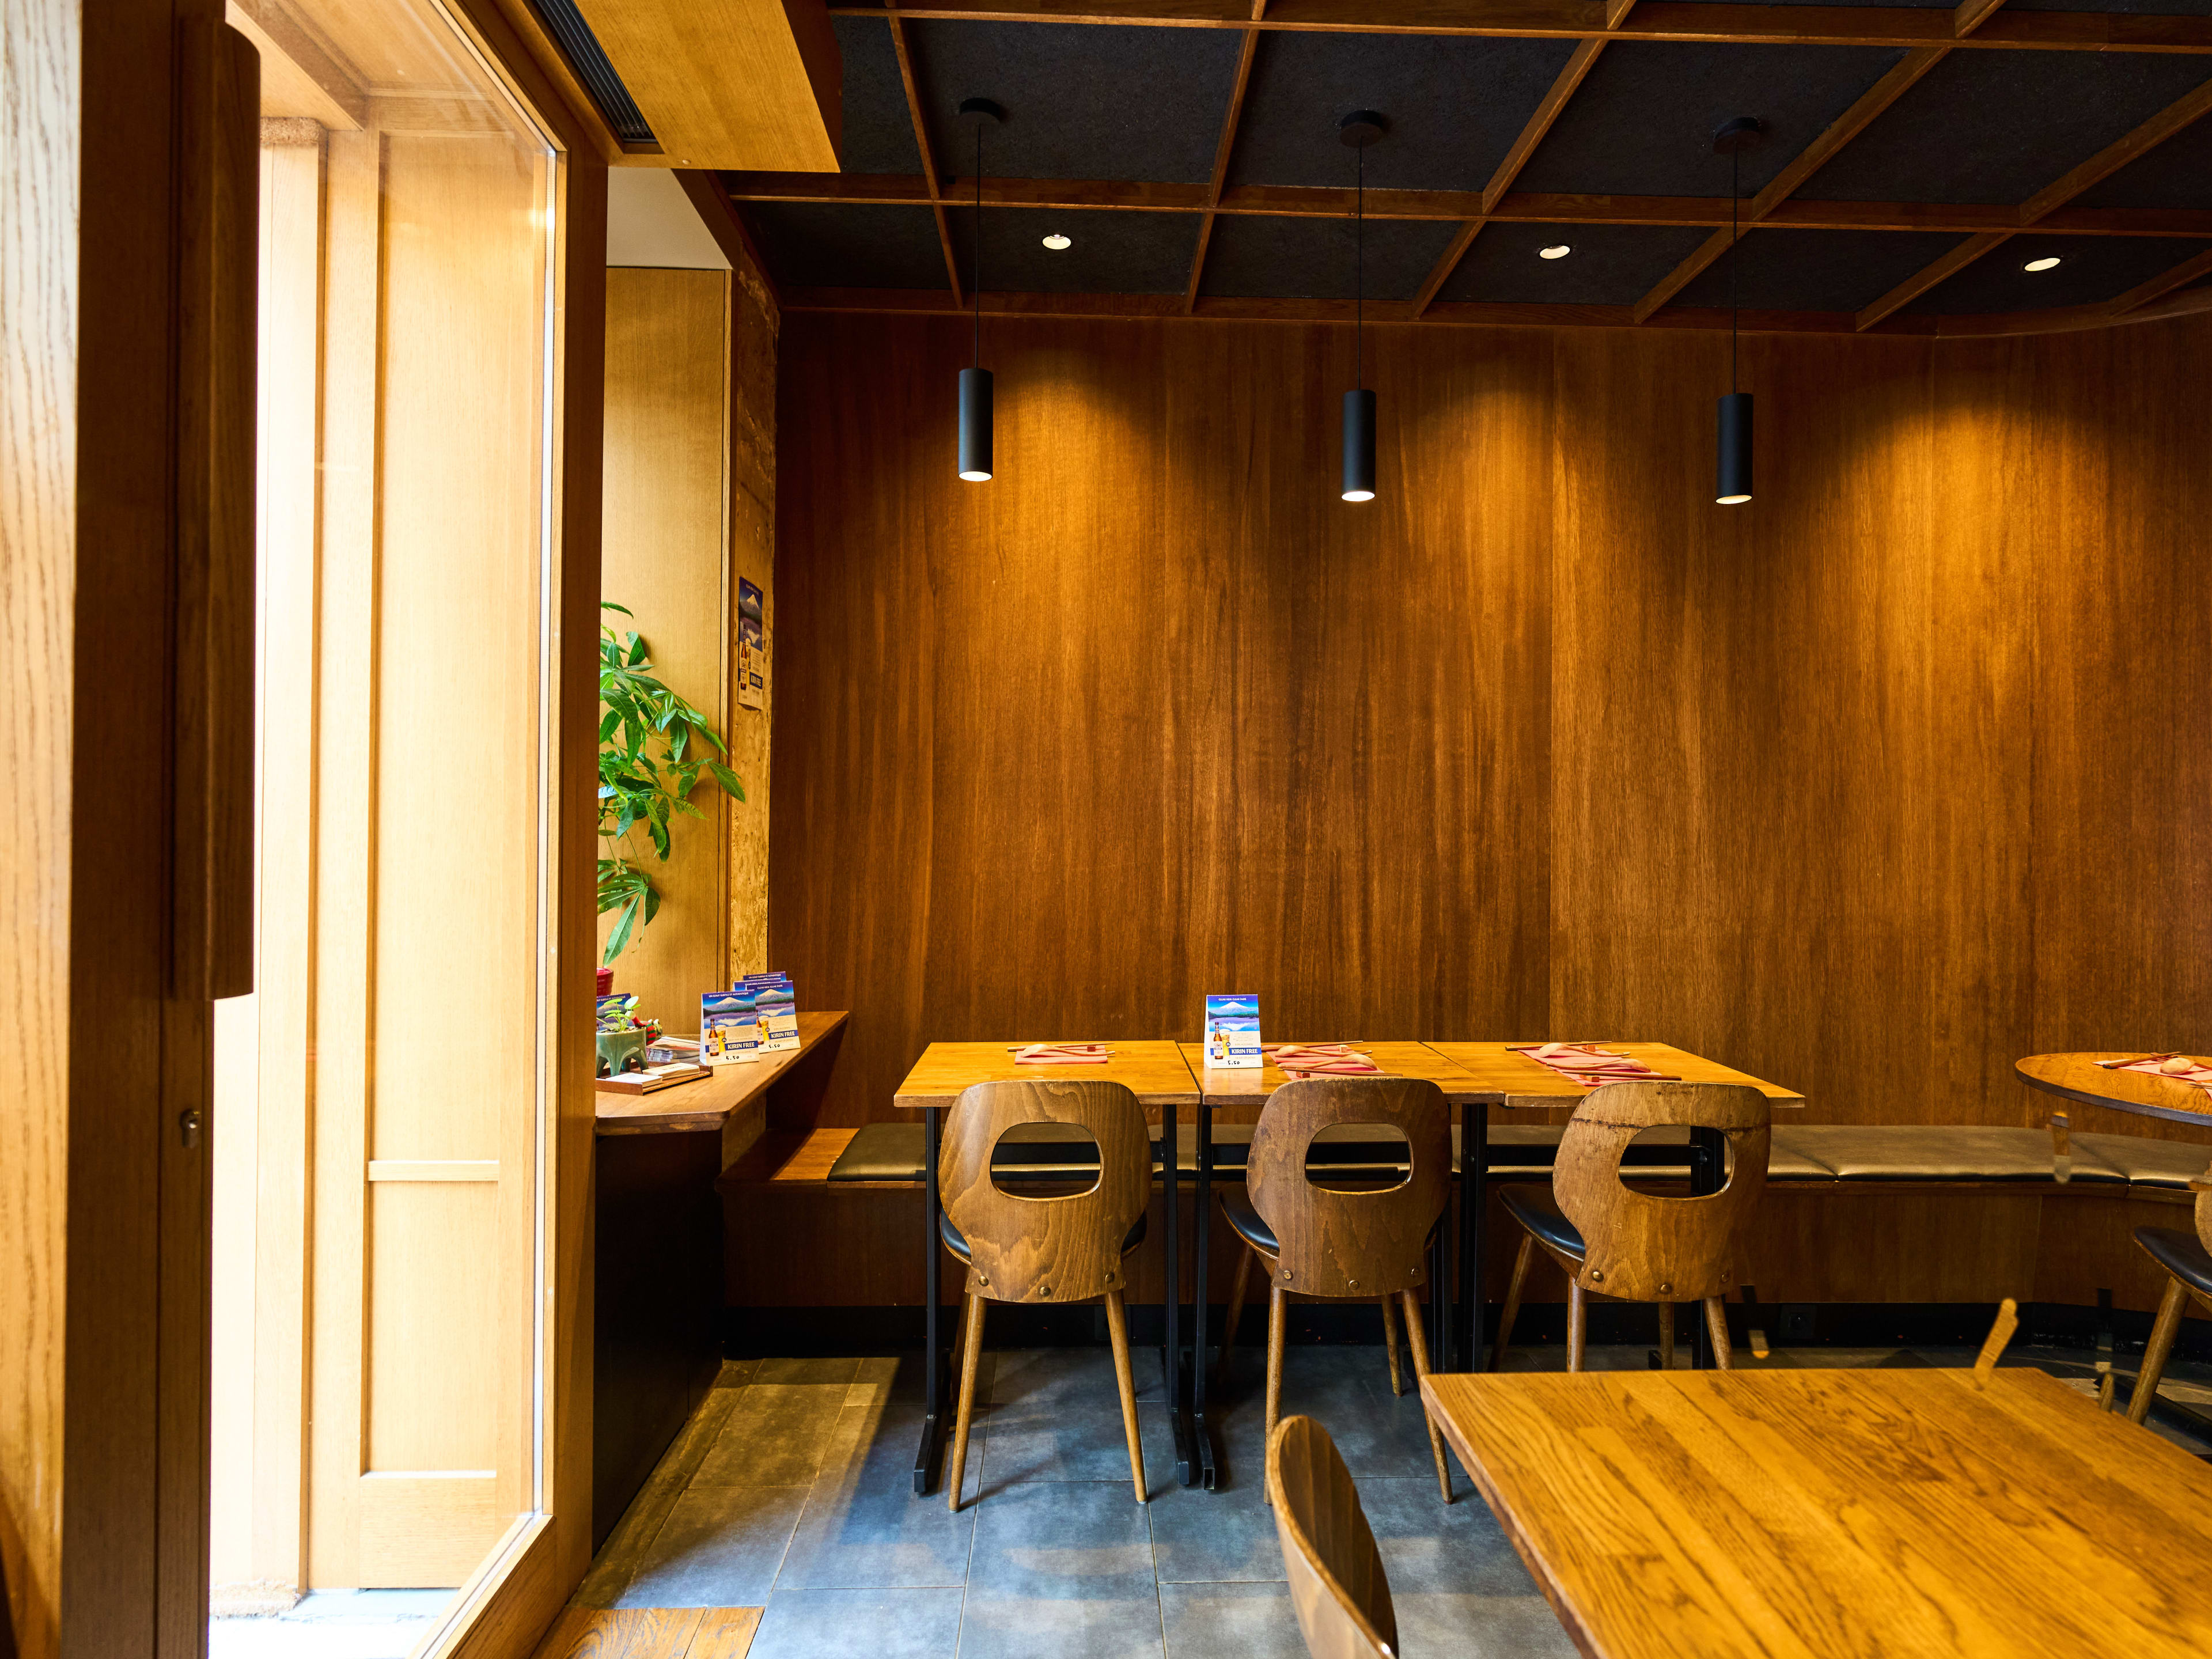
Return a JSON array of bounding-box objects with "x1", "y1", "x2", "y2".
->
[{"x1": 770, "y1": 310, "x2": 2212, "y2": 1145}]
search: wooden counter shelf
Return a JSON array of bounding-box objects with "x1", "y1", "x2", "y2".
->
[{"x1": 596, "y1": 1009, "x2": 849, "y2": 1162}]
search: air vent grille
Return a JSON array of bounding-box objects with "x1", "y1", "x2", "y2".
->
[{"x1": 528, "y1": 0, "x2": 654, "y2": 147}]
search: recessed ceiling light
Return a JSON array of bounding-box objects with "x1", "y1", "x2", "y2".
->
[
  {"x1": 2024, "y1": 256, "x2": 2061, "y2": 272},
  {"x1": 1539, "y1": 244, "x2": 1571, "y2": 260},
  {"x1": 1041, "y1": 233, "x2": 1071, "y2": 250}
]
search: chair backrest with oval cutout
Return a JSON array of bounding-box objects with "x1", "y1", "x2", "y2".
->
[
  {"x1": 1269, "y1": 1415, "x2": 1397, "y2": 1659},
  {"x1": 939, "y1": 1078, "x2": 1150, "y2": 1304},
  {"x1": 1247, "y1": 1075, "x2": 1450, "y2": 1300},
  {"x1": 1555, "y1": 1080, "x2": 1770, "y2": 1302}
]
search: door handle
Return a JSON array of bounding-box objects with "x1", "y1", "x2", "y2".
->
[{"x1": 172, "y1": 17, "x2": 260, "y2": 1000}]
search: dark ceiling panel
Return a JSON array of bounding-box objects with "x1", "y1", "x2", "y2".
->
[
  {"x1": 2073, "y1": 112, "x2": 2212, "y2": 209},
  {"x1": 1198, "y1": 214, "x2": 1463, "y2": 300},
  {"x1": 906, "y1": 21, "x2": 1245, "y2": 184},
  {"x1": 1672, "y1": 226, "x2": 1968, "y2": 312},
  {"x1": 949, "y1": 206, "x2": 1202, "y2": 294},
  {"x1": 830, "y1": 16, "x2": 924, "y2": 176},
  {"x1": 2006, "y1": 0, "x2": 2212, "y2": 13},
  {"x1": 1441, "y1": 221, "x2": 1713, "y2": 305},
  {"x1": 1802, "y1": 51, "x2": 2212, "y2": 206},
  {"x1": 740, "y1": 202, "x2": 949, "y2": 290},
  {"x1": 1513, "y1": 43, "x2": 1907, "y2": 199},
  {"x1": 1224, "y1": 32, "x2": 1580, "y2": 193},
  {"x1": 1910, "y1": 232, "x2": 2212, "y2": 312}
]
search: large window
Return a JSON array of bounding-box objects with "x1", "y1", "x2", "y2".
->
[{"x1": 211, "y1": 0, "x2": 563, "y2": 1641}]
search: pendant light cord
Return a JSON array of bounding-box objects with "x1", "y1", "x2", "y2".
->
[
  {"x1": 982, "y1": 124, "x2": 991, "y2": 369},
  {"x1": 1355, "y1": 142, "x2": 1365, "y2": 392},
  {"x1": 1730, "y1": 146, "x2": 1740, "y2": 394}
]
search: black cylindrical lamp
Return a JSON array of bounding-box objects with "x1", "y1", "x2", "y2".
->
[
  {"x1": 1342, "y1": 388, "x2": 1376, "y2": 502},
  {"x1": 959, "y1": 366, "x2": 994, "y2": 482},
  {"x1": 1715, "y1": 390, "x2": 1752, "y2": 505}
]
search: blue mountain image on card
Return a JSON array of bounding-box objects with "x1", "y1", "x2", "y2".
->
[
  {"x1": 1216, "y1": 1017, "x2": 1260, "y2": 1036},
  {"x1": 1207, "y1": 997, "x2": 1256, "y2": 1016}
]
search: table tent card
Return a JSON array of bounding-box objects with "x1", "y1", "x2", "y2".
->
[
  {"x1": 701, "y1": 989, "x2": 758, "y2": 1065},
  {"x1": 1205, "y1": 995, "x2": 1262, "y2": 1069},
  {"x1": 740, "y1": 972, "x2": 800, "y2": 1052}
]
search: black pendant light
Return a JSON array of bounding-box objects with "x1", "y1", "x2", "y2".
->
[
  {"x1": 1714, "y1": 116, "x2": 1763, "y2": 506},
  {"x1": 1339, "y1": 111, "x2": 1385, "y2": 503},
  {"x1": 957, "y1": 98, "x2": 1003, "y2": 483}
]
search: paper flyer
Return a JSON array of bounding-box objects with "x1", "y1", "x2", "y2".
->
[
  {"x1": 701, "y1": 990, "x2": 759, "y2": 1065},
  {"x1": 1203, "y1": 994, "x2": 1262, "y2": 1069},
  {"x1": 737, "y1": 579, "x2": 767, "y2": 711},
  {"x1": 740, "y1": 971, "x2": 799, "y2": 1051}
]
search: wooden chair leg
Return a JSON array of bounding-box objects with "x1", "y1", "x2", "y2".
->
[
  {"x1": 1567, "y1": 1279, "x2": 1587, "y2": 1374},
  {"x1": 2129, "y1": 1276, "x2": 2190, "y2": 1426},
  {"x1": 1705, "y1": 1297, "x2": 1736, "y2": 1372},
  {"x1": 949, "y1": 1283, "x2": 970, "y2": 1399},
  {"x1": 946, "y1": 1287, "x2": 987, "y2": 1511},
  {"x1": 1263, "y1": 1284, "x2": 1286, "y2": 1505},
  {"x1": 1104, "y1": 1288, "x2": 1147, "y2": 1504},
  {"x1": 1491, "y1": 1232, "x2": 1534, "y2": 1373},
  {"x1": 1656, "y1": 1301, "x2": 1674, "y2": 1372},
  {"x1": 1400, "y1": 1289, "x2": 1453, "y2": 1504},
  {"x1": 1216, "y1": 1244, "x2": 1256, "y2": 1385},
  {"x1": 1380, "y1": 1293, "x2": 1405, "y2": 1396}
]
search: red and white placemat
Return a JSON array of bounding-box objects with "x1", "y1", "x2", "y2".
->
[
  {"x1": 1009, "y1": 1043, "x2": 1113, "y2": 1065},
  {"x1": 2097, "y1": 1053, "x2": 2212, "y2": 1092},
  {"x1": 1510, "y1": 1043, "x2": 1679, "y2": 1087},
  {"x1": 1267, "y1": 1043, "x2": 1383, "y2": 1078}
]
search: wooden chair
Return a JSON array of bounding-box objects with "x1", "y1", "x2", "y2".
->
[
  {"x1": 1268, "y1": 1415, "x2": 1397, "y2": 1659},
  {"x1": 1218, "y1": 1075, "x2": 1456, "y2": 1502},
  {"x1": 1493, "y1": 1080, "x2": 1770, "y2": 1373},
  {"x1": 938, "y1": 1078, "x2": 1152, "y2": 1511},
  {"x1": 2124, "y1": 1171, "x2": 2212, "y2": 1426}
]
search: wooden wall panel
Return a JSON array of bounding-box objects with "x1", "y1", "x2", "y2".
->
[
  {"x1": 601, "y1": 267, "x2": 732, "y2": 1013},
  {"x1": 771, "y1": 309, "x2": 2212, "y2": 1164},
  {"x1": 2014, "y1": 321, "x2": 2212, "y2": 1144}
]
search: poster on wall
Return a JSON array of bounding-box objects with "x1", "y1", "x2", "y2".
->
[{"x1": 737, "y1": 578, "x2": 767, "y2": 710}]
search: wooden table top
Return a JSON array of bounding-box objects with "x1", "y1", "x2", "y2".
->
[
  {"x1": 2017, "y1": 1051, "x2": 2212, "y2": 1128},
  {"x1": 891, "y1": 1040, "x2": 1200, "y2": 1111},
  {"x1": 1174, "y1": 1041, "x2": 1487, "y2": 1107},
  {"x1": 1422, "y1": 1365, "x2": 2212, "y2": 1659},
  {"x1": 1423, "y1": 1041, "x2": 1805, "y2": 1111},
  {"x1": 593, "y1": 1010, "x2": 847, "y2": 1137}
]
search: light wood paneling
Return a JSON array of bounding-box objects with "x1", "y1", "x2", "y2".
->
[
  {"x1": 575, "y1": 0, "x2": 840, "y2": 171},
  {"x1": 601, "y1": 267, "x2": 733, "y2": 1015}
]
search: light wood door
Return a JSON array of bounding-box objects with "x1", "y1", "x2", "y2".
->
[{"x1": 305, "y1": 99, "x2": 560, "y2": 1591}]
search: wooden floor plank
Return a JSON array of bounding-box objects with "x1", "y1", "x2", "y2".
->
[
  {"x1": 532, "y1": 1608, "x2": 706, "y2": 1659},
  {"x1": 685, "y1": 1608, "x2": 765, "y2": 1657}
]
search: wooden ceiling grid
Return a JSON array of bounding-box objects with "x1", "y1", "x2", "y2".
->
[{"x1": 736, "y1": 0, "x2": 2212, "y2": 334}]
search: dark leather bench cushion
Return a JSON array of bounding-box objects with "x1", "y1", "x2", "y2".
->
[
  {"x1": 2075, "y1": 1134, "x2": 2212, "y2": 1192},
  {"x1": 1787, "y1": 1124, "x2": 2124, "y2": 1184},
  {"x1": 941, "y1": 1207, "x2": 1147, "y2": 1261},
  {"x1": 828, "y1": 1122, "x2": 927, "y2": 1181},
  {"x1": 1498, "y1": 1187, "x2": 1585, "y2": 1260},
  {"x1": 2135, "y1": 1225, "x2": 2212, "y2": 1298}
]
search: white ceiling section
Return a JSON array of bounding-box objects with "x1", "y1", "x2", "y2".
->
[{"x1": 607, "y1": 170, "x2": 730, "y2": 271}]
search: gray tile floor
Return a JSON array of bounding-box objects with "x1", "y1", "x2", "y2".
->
[{"x1": 574, "y1": 1340, "x2": 2212, "y2": 1659}]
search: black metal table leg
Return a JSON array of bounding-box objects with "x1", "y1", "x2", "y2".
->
[
  {"x1": 1162, "y1": 1100, "x2": 1196, "y2": 1486},
  {"x1": 914, "y1": 1105, "x2": 945, "y2": 1494},
  {"x1": 1689, "y1": 1124, "x2": 1724, "y2": 1370},
  {"x1": 1190, "y1": 1103, "x2": 1219, "y2": 1487},
  {"x1": 1459, "y1": 1100, "x2": 1489, "y2": 1369}
]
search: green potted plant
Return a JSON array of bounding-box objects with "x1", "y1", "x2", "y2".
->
[{"x1": 598, "y1": 603, "x2": 745, "y2": 964}]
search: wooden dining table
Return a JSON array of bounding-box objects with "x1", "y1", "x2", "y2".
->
[
  {"x1": 890, "y1": 1040, "x2": 1202, "y2": 1493},
  {"x1": 1422, "y1": 1363, "x2": 2212, "y2": 1657},
  {"x1": 1176, "y1": 1041, "x2": 1486, "y2": 1488},
  {"x1": 1426, "y1": 1042, "x2": 1804, "y2": 1370},
  {"x1": 2017, "y1": 1050, "x2": 2212, "y2": 1130}
]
